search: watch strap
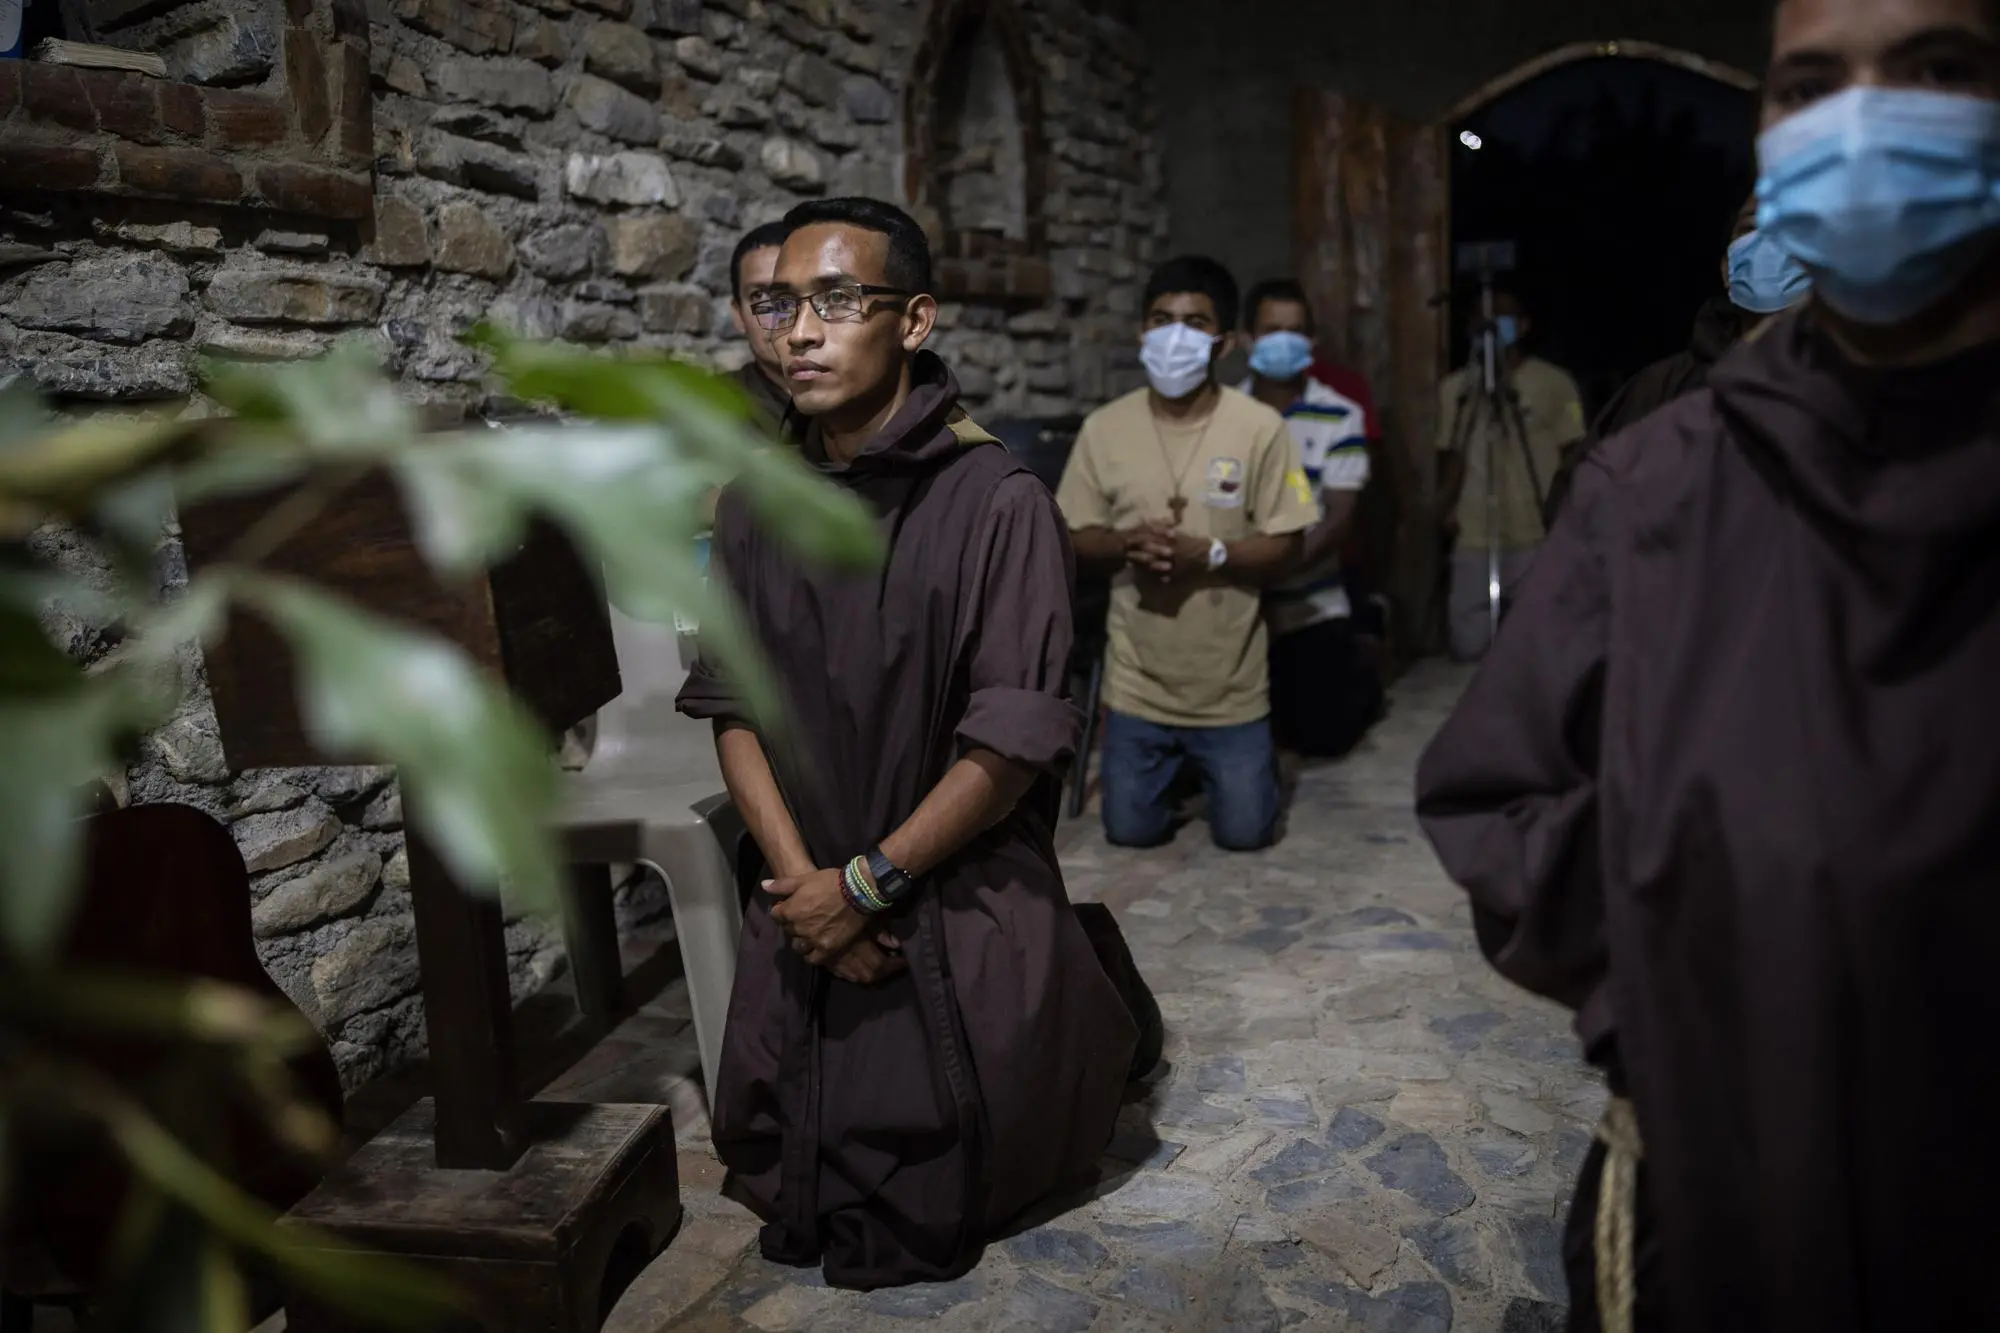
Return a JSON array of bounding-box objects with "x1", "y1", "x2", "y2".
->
[{"x1": 866, "y1": 847, "x2": 912, "y2": 903}]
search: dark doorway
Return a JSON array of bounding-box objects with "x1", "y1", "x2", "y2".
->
[{"x1": 1449, "y1": 57, "x2": 1757, "y2": 416}]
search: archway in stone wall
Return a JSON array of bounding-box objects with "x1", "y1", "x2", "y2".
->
[
  {"x1": 1295, "y1": 40, "x2": 1760, "y2": 663},
  {"x1": 1443, "y1": 40, "x2": 1759, "y2": 123},
  {"x1": 1448, "y1": 45, "x2": 1760, "y2": 412},
  {"x1": 904, "y1": 0, "x2": 1052, "y2": 302}
]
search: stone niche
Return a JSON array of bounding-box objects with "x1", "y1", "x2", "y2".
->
[
  {"x1": 0, "y1": 0, "x2": 372, "y2": 219},
  {"x1": 904, "y1": 0, "x2": 1051, "y2": 303}
]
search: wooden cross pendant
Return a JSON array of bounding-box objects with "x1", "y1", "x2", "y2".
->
[{"x1": 1168, "y1": 495, "x2": 1188, "y2": 525}]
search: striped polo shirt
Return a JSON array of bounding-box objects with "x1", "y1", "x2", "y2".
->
[{"x1": 1238, "y1": 373, "x2": 1372, "y2": 633}]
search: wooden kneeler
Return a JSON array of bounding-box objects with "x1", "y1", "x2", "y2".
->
[
  {"x1": 282, "y1": 1101, "x2": 680, "y2": 1333},
  {"x1": 181, "y1": 471, "x2": 683, "y2": 1332}
]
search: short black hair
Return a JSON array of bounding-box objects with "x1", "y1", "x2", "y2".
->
[
  {"x1": 779, "y1": 197, "x2": 932, "y2": 294},
  {"x1": 1242, "y1": 278, "x2": 1315, "y2": 333},
  {"x1": 1143, "y1": 255, "x2": 1239, "y2": 331},
  {"x1": 730, "y1": 221, "x2": 791, "y2": 301}
]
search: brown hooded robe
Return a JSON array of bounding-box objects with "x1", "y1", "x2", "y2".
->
[
  {"x1": 677, "y1": 351, "x2": 1138, "y2": 1289},
  {"x1": 1416, "y1": 307, "x2": 2000, "y2": 1332}
]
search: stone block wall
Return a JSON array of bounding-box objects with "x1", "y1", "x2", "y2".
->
[{"x1": 4, "y1": 0, "x2": 1162, "y2": 1089}]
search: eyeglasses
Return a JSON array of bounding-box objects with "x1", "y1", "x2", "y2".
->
[{"x1": 751, "y1": 284, "x2": 910, "y2": 331}]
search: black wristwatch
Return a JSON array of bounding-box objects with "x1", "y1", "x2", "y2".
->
[{"x1": 866, "y1": 847, "x2": 913, "y2": 903}]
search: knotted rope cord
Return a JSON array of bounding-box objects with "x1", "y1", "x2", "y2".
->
[{"x1": 1594, "y1": 1095, "x2": 1644, "y2": 1333}]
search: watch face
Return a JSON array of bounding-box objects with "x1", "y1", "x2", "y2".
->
[{"x1": 867, "y1": 851, "x2": 905, "y2": 898}]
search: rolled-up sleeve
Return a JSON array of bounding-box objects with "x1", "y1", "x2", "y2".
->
[
  {"x1": 1414, "y1": 457, "x2": 1612, "y2": 1047},
  {"x1": 954, "y1": 474, "x2": 1085, "y2": 772}
]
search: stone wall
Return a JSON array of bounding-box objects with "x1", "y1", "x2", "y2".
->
[{"x1": 4, "y1": 0, "x2": 1161, "y2": 1090}]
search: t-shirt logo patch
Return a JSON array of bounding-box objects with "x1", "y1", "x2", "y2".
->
[
  {"x1": 1287, "y1": 468, "x2": 1314, "y2": 506},
  {"x1": 1205, "y1": 457, "x2": 1245, "y2": 509}
]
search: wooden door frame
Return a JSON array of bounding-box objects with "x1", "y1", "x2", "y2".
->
[{"x1": 1292, "y1": 41, "x2": 1760, "y2": 663}]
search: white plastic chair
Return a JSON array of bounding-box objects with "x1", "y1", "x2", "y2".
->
[{"x1": 557, "y1": 607, "x2": 744, "y2": 1104}]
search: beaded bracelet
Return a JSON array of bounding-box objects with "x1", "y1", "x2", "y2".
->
[{"x1": 841, "y1": 855, "x2": 893, "y2": 916}]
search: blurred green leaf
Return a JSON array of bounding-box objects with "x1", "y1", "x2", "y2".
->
[
  {"x1": 1, "y1": 969, "x2": 316, "y2": 1055},
  {"x1": 0, "y1": 655, "x2": 170, "y2": 955},
  {"x1": 235, "y1": 573, "x2": 561, "y2": 913},
  {"x1": 97, "y1": 1184, "x2": 197, "y2": 1333},
  {"x1": 470, "y1": 326, "x2": 884, "y2": 570},
  {"x1": 168, "y1": 441, "x2": 316, "y2": 511},
  {"x1": 391, "y1": 425, "x2": 717, "y2": 576},
  {"x1": 0, "y1": 562, "x2": 135, "y2": 631},
  {"x1": 201, "y1": 1237, "x2": 250, "y2": 1333},
  {"x1": 94, "y1": 467, "x2": 180, "y2": 559},
  {"x1": 390, "y1": 425, "x2": 785, "y2": 728},
  {"x1": 103, "y1": 1087, "x2": 458, "y2": 1328},
  {"x1": 200, "y1": 341, "x2": 412, "y2": 460},
  {"x1": 1, "y1": 595, "x2": 83, "y2": 695},
  {"x1": 111, "y1": 575, "x2": 234, "y2": 677},
  {"x1": 0, "y1": 410, "x2": 197, "y2": 521},
  {"x1": 452, "y1": 330, "x2": 886, "y2": 732},
  {"x1": 0, "y1": 377, "x2": 50, "y2": 443}
]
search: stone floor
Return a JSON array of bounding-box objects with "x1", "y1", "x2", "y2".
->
[{"x1": 546, "y1": 660, "x2": 1602, "y2": 1333}]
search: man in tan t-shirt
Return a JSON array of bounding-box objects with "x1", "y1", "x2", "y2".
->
[
  {"x1": 1057, "y1": 255, "x2": 1317, "y2": 851},
  {"x1": 1434, "y1": 290, "x2": 1585, "y2": 660}
]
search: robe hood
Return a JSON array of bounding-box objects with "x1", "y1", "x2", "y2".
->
[
  {"x1": 809, "y1": 350, "x2": 981, "y2": 475},
  {"x1": 1706, "y1": 305, "x2": 2000, "y2": 545}
]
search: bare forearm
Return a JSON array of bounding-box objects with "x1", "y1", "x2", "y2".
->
[
  {"x1": 1223, "y1": 531, "x2": 1305, "y2": 585},
  {"x1": 1299, "y1": 492, "x2": 1358, "y2": 568},
  {"x1": 1069, "y1": 525, "x2": 1127, "y2": 577},
  {"x1": 877, "y1": 749, "x2": 1035, "y2": 880},
  {"x1": 715, "y1": 722, "x2": 814, "y2": 879}
]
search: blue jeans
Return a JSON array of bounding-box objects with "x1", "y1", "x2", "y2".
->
[{"x1": 1100, "y1": 712, "x2": 1282, "y2": 851}]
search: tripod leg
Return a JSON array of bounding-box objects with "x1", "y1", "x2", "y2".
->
[
  {"x1": 1486, "y1": 409, "x2": 1503, "y2": 649},
  {"x1": 1502, "y1": 394, "x2": 1547, "y2": 520}
]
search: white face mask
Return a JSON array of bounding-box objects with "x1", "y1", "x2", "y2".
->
[{"x1": 1140, "y1": 322, "x2": 1219, "y2": 400}]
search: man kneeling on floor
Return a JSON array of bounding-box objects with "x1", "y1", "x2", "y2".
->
[
  {"x1": 677, "y1": 197, "x2": 1160, "y2": 1290},
  {"x1": 1057, "y1": 255, "x2": 1317, "y2": 851},
  {"x1": 1239, "y1": 277, "x2": 1384, "y2": 759}
]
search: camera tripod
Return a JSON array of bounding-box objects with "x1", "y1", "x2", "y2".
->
[{"x1": 1445, "y1": 270, "x2": 1545, "y2": 644}]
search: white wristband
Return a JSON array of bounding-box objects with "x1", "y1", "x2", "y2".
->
[{"x1": 1207, "y1": 537, "x2": 1228, "y2": 570}]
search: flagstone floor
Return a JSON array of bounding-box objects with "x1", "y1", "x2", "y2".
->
[{"x1": 548, "y1": 660, "x2": 1600, "y2": 1333}]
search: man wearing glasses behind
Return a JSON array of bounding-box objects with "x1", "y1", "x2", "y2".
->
[
  {"x1": 726, "y1": 219, "x2": 798, "y2": 433},
  {"x1": 677, "y1": 197, "x2": 1154, "y2": 1289}
]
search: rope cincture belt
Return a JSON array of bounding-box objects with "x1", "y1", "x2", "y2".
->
[{"x1": 1595, "y1": 1095, "x2": 1644, "y2": 1333}]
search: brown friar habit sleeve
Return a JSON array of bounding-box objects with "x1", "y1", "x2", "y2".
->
[
  {"x1": 1416, "y1": 306, "x2": 2000, "y2": 1333},
  {"x1": 677, "y1": 351, "x2": 1137, "y2": 1291}
]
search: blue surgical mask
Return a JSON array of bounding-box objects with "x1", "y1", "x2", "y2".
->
[
  {"x1": 1756, "y1": 86, "x2": 2000, "y2": 326},
  {"x1": 1140, "y1": 322, "x2": 1219, "y2": 400},
  {"x1": 1727, "y1": 230, "x2": 1813, "y2": 313},
  {"x1": 1494, "y1": 315, "x2": 1521, "y2": 348},
  {"x1": 1247, "y1": 330, "x2": 1315, "y2": 381}
]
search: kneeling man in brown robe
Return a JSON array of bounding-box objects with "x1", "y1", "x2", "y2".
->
[{"x1": 677, "y1": 196, "x2": 1144, "y2": 1290}]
